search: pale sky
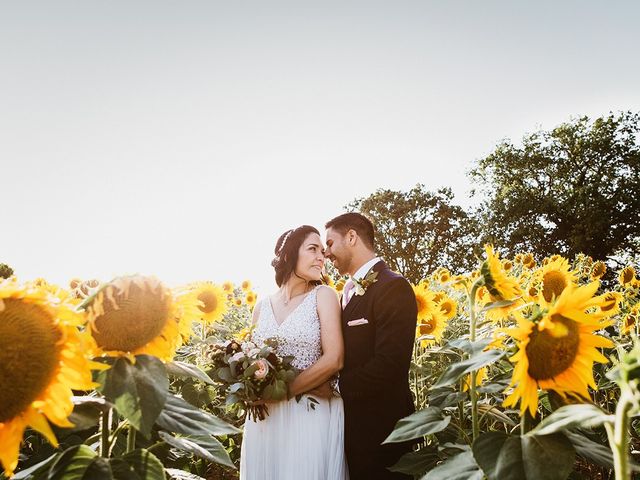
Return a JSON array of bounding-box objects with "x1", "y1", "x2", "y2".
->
[{"x1": 2, "y1": 1, "x2": 639, "y2": 298}]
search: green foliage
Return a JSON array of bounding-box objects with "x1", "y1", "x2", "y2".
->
[
  {"x1": 384, "y1": 407, "x2": 450, "y2": 444},
  {"x1": 472, "y1": 431, "x2": 575, "y2": 480},
  {"x1": 348, "y1": 184, "x2": 479, "y2": 282},
  {"x1": 422, "y1": 449, "x2": 483, "y2": 480},
  {"x1": 470, "y1": 111, "x2": 640, "y2": 266},
  {"x1": 97, "y1": 356, "x2": 169, "y2": 438},
  {"x1": 11, "y1": 353, "x2": 240, "y2": 480}
]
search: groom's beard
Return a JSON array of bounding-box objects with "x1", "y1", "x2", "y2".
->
[{"x1": 331, "y1": 254, "x2": 352, "y2": 276}]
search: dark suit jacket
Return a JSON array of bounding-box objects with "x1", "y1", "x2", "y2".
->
[{"x1": 339, "y1": 260, "x2": 418, "y2": 478}]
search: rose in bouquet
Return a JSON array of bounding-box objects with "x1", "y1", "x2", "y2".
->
[{"x1": 208, "y1": 336, "x2": 297, "y2": 421}]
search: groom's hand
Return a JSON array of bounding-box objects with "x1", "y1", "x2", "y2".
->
[{"x1": 307, "y1": 381, "x2": 333, "y2": 399}]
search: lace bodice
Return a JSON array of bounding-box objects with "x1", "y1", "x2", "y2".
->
[{"x1": 252, "y1": 286, "x2": 322, "y2": 371}]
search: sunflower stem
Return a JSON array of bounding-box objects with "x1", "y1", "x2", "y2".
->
[
  {"x1": 458, "y1": 377, "x2": 466, "y2": 430},
  {"x1": 607, "y1": 387, "x2": 633, "y2": 480},
  {"x1": 520, "y1": 410, "x2": 532, "y2": 435},
  {"x1": 127, "y1": 426, "x2": 137, "y2": 453},
  {"x1": 469, "y1": 281, "x2": 481, "y2": 441},
  {"x1": 100, "y1": 408, "x2": 112, "y2": 458}
]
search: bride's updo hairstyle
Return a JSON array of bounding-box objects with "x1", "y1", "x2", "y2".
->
[{"x1": 271, "y1": 225, "x2": 324, "y2": 287}]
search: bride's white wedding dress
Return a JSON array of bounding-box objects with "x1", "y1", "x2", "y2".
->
[{"x1": 240, "y1": 285, "x2": 348, "y2": 480}]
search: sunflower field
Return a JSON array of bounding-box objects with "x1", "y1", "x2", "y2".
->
[{"x1": 1, "y1": 247, "x2": 639, "y2": 480}]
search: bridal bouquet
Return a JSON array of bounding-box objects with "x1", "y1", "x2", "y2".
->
[{"x1": 208, "y1": 337, "x2": 297, "y2": 421}]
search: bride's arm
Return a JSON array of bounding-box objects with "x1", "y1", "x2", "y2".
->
[
  {"x1": 287, "y1": 286, "x2": 344, "y2": 398},
  {"x1": 251, "y1": 299, "x2": 262, "y2": 327}
]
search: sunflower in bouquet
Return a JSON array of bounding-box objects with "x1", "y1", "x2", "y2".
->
[{"x1": 208, "y1": 336, "x2": 297, "y2": 421}]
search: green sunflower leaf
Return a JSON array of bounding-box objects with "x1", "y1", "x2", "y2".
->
[
  {"x1": 384, "y1": 407, "x2": 451, "y2": 444},
  {"x1": 111, "y1": 449, "x2": 165, "y2": 480},
  {"x1": 421, "y1": 450, "x2": 483, "y2": 480},
  {"x1": 156, "y1": 394, "x2": 240, "y2": 436},
  {"x1": 434, "y1": 349, "x2": 505, "y2": 388},
  {"x1": 472, "y1": 431, "x2": 574, "y2": 480},
  {"x1": 97, "y1": 355, "x2": 169, "y2": 438},
  {"x1": 529, "y1": 404, "x2": 613, "y2": 436},
  {"x1": 165, "y1": 361, "x2": 215, "y2": 385},
  {"x1": 47, "y1": 445, "x2": 104, "y2": 480},
  {"x1": 158, "y1": 432, "x2": 235, "y2": 468}
]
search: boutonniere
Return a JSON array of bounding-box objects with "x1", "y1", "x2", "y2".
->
[{"x1": 353, "y1": 270, "x2": 379, "y2": 296}]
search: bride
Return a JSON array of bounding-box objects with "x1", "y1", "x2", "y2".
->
[{"x1": 239, "y1": 225, "x2": 349, "y2": 480}]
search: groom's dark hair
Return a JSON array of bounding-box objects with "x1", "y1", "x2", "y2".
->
[
  {"x1": 325, "y1": 212, "x2": 375, "y2": 250},
  {"x1": 271, "y1": 225, "x2": 324, "y2": 287}
]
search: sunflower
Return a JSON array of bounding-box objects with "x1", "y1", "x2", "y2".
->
[
  {"x1": 187, "y1": 282, "x2": 229, "y2": 324},
  {"x1": 619, "y1": 266, "x2": 636, "y2": 286},
  {"x1": 521, "y1": 253, "x2": 536, "y2": 269},
  {"x1": 480, "y1": 245, "x2": 521, "y2": 301},
  {"x1": 234, "y1": 297, "x2": 243, "y2": 307},
  {"x1": 85, "y1": 275, "x2": 198, "y2": 361},
  {"x1": 437, "y1": 296, "x2": 457, "y2": 320},
  {"x1": 413, "y1": 283, "x2": 437, "y2": 321},
  {"x1": 0, "y1": 280, "x2": 103, "y2": 477},
  {"x1": 237, "y1": 326, "x2": 253, "y2": 342},
  {"x1": 531, "y1": 256, "x2": 577, "y2": 303},
  {"x1": 416, "y1": 313, "x2": 447, "y2": 347},
  {"x1": 502, "y1": 259, "x2": 513, "y2": 272},
  {"x1": 462, "y1": 367, "x2": 488, "y2": 392},
  {"x1": 477, "y1": 284, "x2": 523, "y2": 323},
  {"x1": 334, "y1": 278, "x2": 346, "y2": 292},
  {"x1": 596, "y1": 291, "x2": 623, "y2": 318},
  {"x1": 591, "y1": 261, "x2": 607, "y2": 279},
  {"x1": 222, "y1": 281, "x2": 234, "y2": 294},
  {"x1": 245, "y1": 291, "x2": 257, "y2": 308},
  {"x1": 621, "y1": 305, "x2": 639, "y2": 335},
  {"x1": 241, "y1": 280, "x2": 252, "y2": 292},
  {"x1": 413, "y1": 283, "x2": 448, "y2": 347},
  {"x1": 434, "y1": 268, "x2": 451, "y2": 284},
  {"x1": 503, "y1": 281, "x2": 613, "y2": 417}
]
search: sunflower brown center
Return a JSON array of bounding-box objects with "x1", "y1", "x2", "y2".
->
[
  {"x1": 197, "y1": 291, "x2": 218, "y2": 314},
  {"x1": 542, "y1": 271, "x2": 567, "y2": 302},
  {"x1": 525, "y1": 314, "x2": 579, "y2": 381},
  {"x1": 0, "y1": 299, "x2": 61, "y2": 422},
  {"x1": 91, "y1": 283, "x2": 170, "y2": 352},
  {"x1": 624, "y1": 314, "x2": 636, "y2": 329},
  {"x1": 600, "y1": 294, "x2": 618, "y2": 312},
  {"x1": 440, "y1": 301, "x2": 454, "y2": 316},
  {"x1": 419, "y1": 320, "x2": 435, "y2": 335},
  {"x1": 592, "y1": 262, "x2": 606, "y2": 277}
]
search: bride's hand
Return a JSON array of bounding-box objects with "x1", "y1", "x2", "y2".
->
[{"x1": 306, "y1": 380, "x2": 333, "y2": 399}]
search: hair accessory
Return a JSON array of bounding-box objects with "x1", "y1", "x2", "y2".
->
[{"x1": 276, "y1": 229, "x2": 295, "y2": 258}]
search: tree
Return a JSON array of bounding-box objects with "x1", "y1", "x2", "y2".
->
[
  {"x1": 469, "y1": 111, "x2": 640, "y2": 266},
  {"x1": 347, "y1": 185, "x2": 479, "y2": 283},
  {"x1": 0, "y1": 263, "x2": 14, "y2": 279}
]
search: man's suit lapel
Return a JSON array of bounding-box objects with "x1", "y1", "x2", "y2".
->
[{"x1": 343, "y1": 260, "x2": 388, "y2": 318}]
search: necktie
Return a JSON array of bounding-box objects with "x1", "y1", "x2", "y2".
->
[{"x1": 342, "y1": 279, "x2": 354, "y2": 309}]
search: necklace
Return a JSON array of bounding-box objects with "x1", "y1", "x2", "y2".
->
[{"x1": 281, "y1": 287, "x2": 308, "y2": 306}]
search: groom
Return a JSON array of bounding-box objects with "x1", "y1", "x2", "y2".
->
[{"x1": 324, "y1": 212, "x2": 417, "y2": 480}]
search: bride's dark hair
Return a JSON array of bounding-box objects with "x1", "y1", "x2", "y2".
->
[{"x1": 271, "y1": 225, "x2": 324, "y2": 287}]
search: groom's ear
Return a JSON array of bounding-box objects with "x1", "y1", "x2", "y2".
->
[{"x1": 347, "y1": 229, "x2": 358, "y2": 246}]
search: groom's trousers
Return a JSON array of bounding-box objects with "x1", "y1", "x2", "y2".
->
[{"x1": 346, "y1": 441, "x2": 412, "y2": 480}]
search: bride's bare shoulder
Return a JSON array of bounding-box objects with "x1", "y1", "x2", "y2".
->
[{"x1": 316, "y1": 284, "x2": 339, "y2": 303}]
